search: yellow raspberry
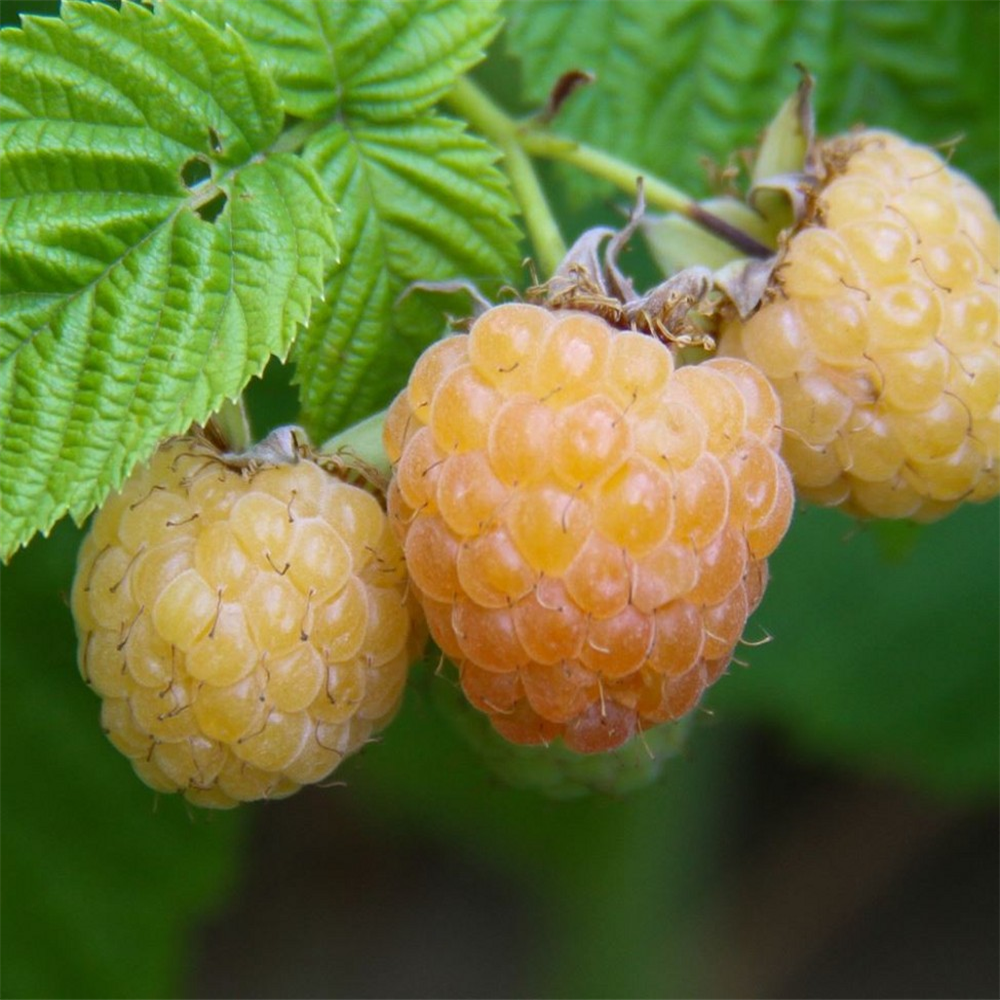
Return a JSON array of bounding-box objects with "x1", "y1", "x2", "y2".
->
[
  {"x1": 385, "y1": 303, "x2": 793, "y2": 753},
  {"x1": 719, "y1": 130, "x2": 999, "y2": 520},
  {"x1": 71, "y1": 430, "x2": 426, "y2": 808}
]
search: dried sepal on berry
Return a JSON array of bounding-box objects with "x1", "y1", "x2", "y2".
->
[
  {"x1": 530, "y1": 182, "x2": 723, "y2": 354},
  {"x1": 71, "y1": 426, "x2": 426, "y2": 808}
]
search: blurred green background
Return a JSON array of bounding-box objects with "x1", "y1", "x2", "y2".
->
[{"x1": 2, "y1": 1, "x2": 998, "y2": 997}]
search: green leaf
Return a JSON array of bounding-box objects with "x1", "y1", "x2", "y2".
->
[
  {"x1": 181, "y1": 0, "x2": 503, "y2": 121},
  {"x1": 0, "y1": 522, "x2": 245, "y2": 999},
  {"x1": 294, "y1": 114, "x2": 521, "y2": 441},
  {"x1": 179, "y1": 0, "x2": 520, "y2": 440},
  {"x1": 503, "y1": 0, "x2": 999, "y2": 199},
  {"x1": 708, "y1": 503, "x2": 1000, "y2": 800},
  {"x1": 0, "y1": 0, "x2": 338, "y2": 560}
]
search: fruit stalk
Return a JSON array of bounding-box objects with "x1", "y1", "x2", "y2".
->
[
  {"x1": 450, "y1": 77, "x2": 769, "y2": 261},
  {"x1": 446, "y1": 77, "x2": 567, "y2": 276},
  {"x1": 518, "y1": 128, "x2": 694, "y2": 214},
  {"x1": 211, "y1": 396, "x2": 252, "y2": 454},
  {"x1": 519, "y1": 129, "x2": 773, "y2": 258}
]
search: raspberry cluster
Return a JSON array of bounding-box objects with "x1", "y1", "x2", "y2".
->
[
  {"x1": 385, "y1": 302, "x2": 793, "y2": 752},
  {"x1": 71, "y1": 433, "x2": 424, "y2": 808},
  {"x1": 719, "y1": 130, "x2": 999, "y2": 520},
  {"x1": 60, "y1": 65, "x2": 1000, "y2": 807}
]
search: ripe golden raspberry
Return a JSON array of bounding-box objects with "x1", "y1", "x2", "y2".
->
[
  {"x1": 719, "y1": 130, "x2": 999, "y2": 520},
  {"x1": 71, "y1": 429, "x2": 425, "y2": 808},
  {"x1": 385, "y1": 302, "x2": 793, "y2": 753}
]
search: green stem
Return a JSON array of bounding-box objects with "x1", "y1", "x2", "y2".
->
[
  {"x1": 445, "y1": 78, "x2": 567, "y2": 278},
  {"x1": 526, "y1": 129, "x2": 773, "y2": 259},
  {"x1": 447, "y1": 80, "x2": 769, "y2": 265},
  {"x1": 214, "y1": 397, "x2": 251, "y2": 453},
  {"x1": 322, "y1": 410, "x2": 390, "y2": 480},
  {"x1": 519, "y1": 129, "x2": 697, "y2": 215},
  {"x1": 518, "y1": 129, "x2": 771, "y2": 259}
]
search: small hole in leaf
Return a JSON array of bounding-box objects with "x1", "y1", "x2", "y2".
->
[
  {"x1": 208, "y1": 127, "x2": 223, "y2": 154},
  {"x1": 181, "y1": 156, "x2": 212, "y2": 188},
  {"x1": 195, "y1": 190, "x2": 228, "y2": 224}
]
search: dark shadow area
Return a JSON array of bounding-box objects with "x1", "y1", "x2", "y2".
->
[
  {"x1": 189, "y1": 727, "x2": 999, "y2": 999},
  {"x1": 192, "y1": 785, "x2": 537, "y2": 999}
]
